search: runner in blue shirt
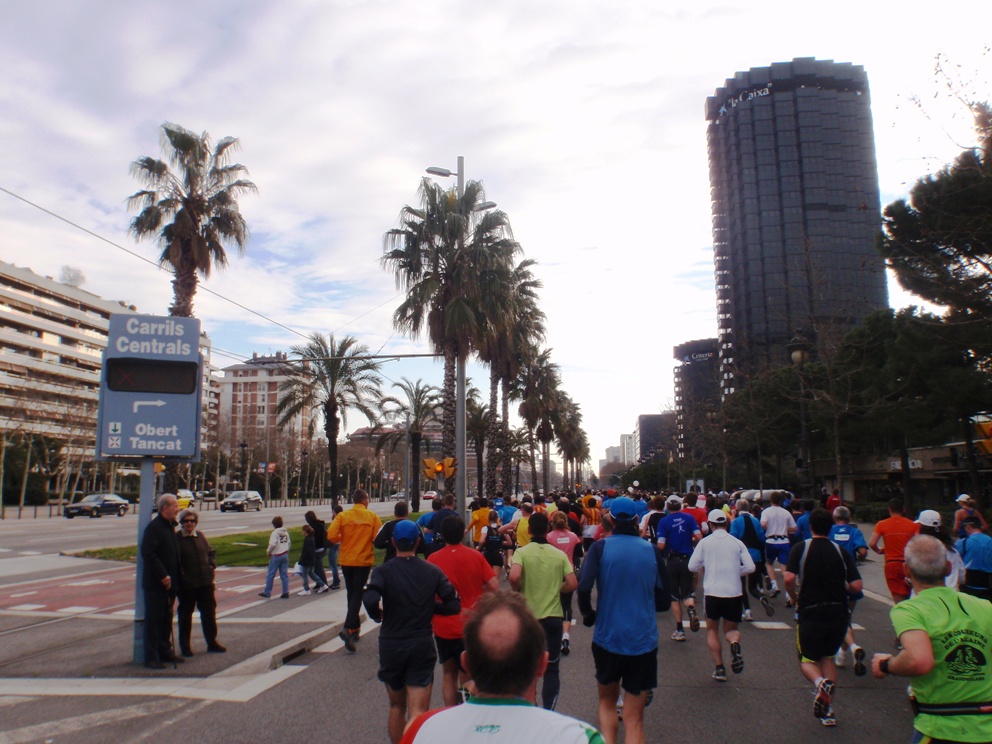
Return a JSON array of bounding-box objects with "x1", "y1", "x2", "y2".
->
[{"x1": 656, "y1": 497, "x2": 702, "y2": 640}]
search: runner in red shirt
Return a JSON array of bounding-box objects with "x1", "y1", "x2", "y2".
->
[
  {"x1": 428, "y1": 514, "x2": 499, "y2": 706},
  {"x1": 868, "y1": 498, "x2": 919, "y2": 602}
]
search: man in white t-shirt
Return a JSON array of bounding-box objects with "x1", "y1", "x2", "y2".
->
[
  {"x1": 688, "y1": 510, "x2": 755, "y2": 681},
  {"x1": 759, "y1": 491, "x2": 796, "y2": 597}
]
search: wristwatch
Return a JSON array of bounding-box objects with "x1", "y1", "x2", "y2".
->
[{"x1": 879, "y1": 657, "x2": 892, "y2": 675}]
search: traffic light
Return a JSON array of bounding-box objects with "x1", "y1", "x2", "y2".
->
[
  {"x1": 423, "y1": 458, "x2": 438, "y2": 481},
  {"x1": 442, "y1": 457, "x2": 457, "y2": 479}
]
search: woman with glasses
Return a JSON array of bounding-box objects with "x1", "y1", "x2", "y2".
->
[{"x1": 176, "y1": 509, "x2": 226, "y2": 656}]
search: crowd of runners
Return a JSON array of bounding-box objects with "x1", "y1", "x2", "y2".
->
[{"x1": 322, "y1": 486, "x2": 991, "y2": 744}]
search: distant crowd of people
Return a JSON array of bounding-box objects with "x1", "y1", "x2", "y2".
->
[{"x1": 140, "y1": 486, "x2": 992, "y2": 744}]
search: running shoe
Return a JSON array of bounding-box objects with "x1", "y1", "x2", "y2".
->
[
  {"x1": 762, "y1": 574, "x2": 773, "y2": 592},
  {"x1": 316, "y1": 584, "x2": 330, "y2": 594},
  {"x1": 834, "y1": 649, "x2": 846, "y2": 668},
  {"x1": 671, "y1": 629, "x2": 686, "y2": 642},
  {"x1": 769, "y1": 580, "x2": 781, "y2": 598},
  {"x1": 561, "y1": 638, "x2": 570, "y2": 656},
  {"x1": 712, "y1": 665, "x2": 728, "y2": 682},
  {"x1": 730, "y1": 641, "x2": 744, "y2": 674},
  {"x1": 297, "y1": 589, "x2": 312, "y2": 596},
  {"x1": 813, "y1": 679, "x2": 835, "y2": 719},
  {"x1": 687, "y1": 605, "x2": 700, "y2": 633},
  {"x1": 339, "y1": 630, "x2": 356, "y2": 653},
  {"x1": 759, "y1": 596, "x2": 775, "y2": 616},
  {"x1": 820, "y1": 707, "x2": 837, "y2": 727},
  {"x1": 458, "y1": 687, "x2": 471, "y2": 704},
  {"x1": 853, "y1": 646, "x2": 867, "y2": 677},
  {"x1": 742, "y1": 609, "x2": 753, "y2": 622}
]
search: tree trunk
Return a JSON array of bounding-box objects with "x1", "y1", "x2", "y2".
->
[
  {"x1": 442, "y1": 344, "x2": 457, "y2": 496},
  {"x1": 899, "y1": 441, "x2": 913, "y2": 514},
  {"x1": 528, "y1": 428, "x2": 537, "y2": 496},
  {"x1": 485, "y1": 370, "x2": 500, "y2": 499},
  {"x1": 19, "y1": 433, "x2": 33, "y2": 512},
  {"x1": 411, "y1": 433, "x2": 423, "y2": 513},
  {"x1": 326, "y1": 402, "x2": 341, "y2": 506},
  {"x1": 962, "y1": 414, "x2": 982, "y2": 503},
  {"x1": 501, "y1": 378, "x2": 512, "y2": 497}
]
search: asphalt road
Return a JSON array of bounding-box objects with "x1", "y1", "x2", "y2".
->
[
  {"x1": 0, "y1": 501, "x2": 398, "y2": 555},
  {"x1": 0, "y1": 560, "x2": 920, "y2": 743}
]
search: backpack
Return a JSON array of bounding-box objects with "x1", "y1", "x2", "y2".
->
[{"x1": 740, "y1": 514, "x2": 764, "y2": 552}]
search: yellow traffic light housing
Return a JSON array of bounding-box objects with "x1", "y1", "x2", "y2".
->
[
  {"x1": 423, "y1": 458, "x2": 438, "y2": 481},
  {"x1": 442, "y1": 457, "x2": 457, "y2": 479}
]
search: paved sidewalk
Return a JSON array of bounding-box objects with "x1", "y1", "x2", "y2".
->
[{"x1": 0, "y1": 552, "x2": 368, "y2": 701}]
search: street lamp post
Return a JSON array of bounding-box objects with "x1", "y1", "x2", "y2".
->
[
  {"x1": 788, "y1": 333, "x2": 813, "y2": 500},
  {"x1": 425, "y1": 156, "x2": 496, "y2": 521}
]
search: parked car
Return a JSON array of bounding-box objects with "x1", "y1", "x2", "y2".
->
[
  {"x1": 220, "y1": 491, "x2": 263, "y2": 512},
  {"x1": 196, "y1": 488, "x2": 224, "y2": 502},
  {"x1": 422, "y1": 490, "x2": 439, "y2": 501},
  {"x1": 176, "y1": 489, "x2": 196, "y2": 509},
  {"x1": 64, "y1": 493, "x2": 129, "y2": 518},
  {"x1": 390, "y1": 491, "x2": 407, "y2": 501}
]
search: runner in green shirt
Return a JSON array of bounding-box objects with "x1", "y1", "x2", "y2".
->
[
  {"x1": 509, "y1": 512, "x2": 577, "y2": 711},
  {"x1": 872, "y1": 534, "x2": 992, "y2": 743}
]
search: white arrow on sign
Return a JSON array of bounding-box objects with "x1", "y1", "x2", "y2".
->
[{"x1": 133, "y1": 400, "x2": 167, "y2": 413}]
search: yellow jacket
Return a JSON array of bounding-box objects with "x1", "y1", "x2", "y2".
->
[{"x1": 327, "y1": 503, "x2": 382, "y2": 567}]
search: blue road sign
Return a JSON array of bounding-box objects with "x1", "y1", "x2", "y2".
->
[{"x1": 96, "y1": 314, "x2": 203, "y2": 460}]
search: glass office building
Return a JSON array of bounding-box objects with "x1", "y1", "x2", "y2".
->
[{"x1": 706, "y1": 58, "x2": 888, "y2": 394}]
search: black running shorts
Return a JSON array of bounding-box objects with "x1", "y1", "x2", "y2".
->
[
  {"x1": 377, "y1": 637, "x2": 437, "y2": 690},
  {"x1": 591, "y1": 641, "x2": 658, "y2": 695}
]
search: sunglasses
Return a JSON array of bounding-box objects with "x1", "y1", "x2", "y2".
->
[{"x1": 181, "y1": 518, "x2": 197, "y2": 523}]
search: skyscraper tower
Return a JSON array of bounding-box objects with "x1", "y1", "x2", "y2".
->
[{"x1": 706, "y1": 58, "x2": 888, "y2": 394}]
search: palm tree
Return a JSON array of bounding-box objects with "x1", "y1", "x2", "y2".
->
[
  {"x1": 478, "y1": 259, "x2": 544, "y2": 498},
  {"x1": 275, "y1": 334, "x2": 383, "y2": 505},
  {"x1": 127, "y1": 122, "x2": 257, "y2": 317},
  {"x1": 466, "y1": 396, "x2": 490, "y2": 500},
  {"x1": 516, "y1": 347, "x2": 561, "y2": 495},
  {"x1": 382, "y1": 178, "x2": 519, "y2": 493},
  {"x1": 377, "y1": 377, "x2": 442, "y2": 512}
]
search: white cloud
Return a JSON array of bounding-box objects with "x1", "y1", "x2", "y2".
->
[{"x1": 0, "y1": 0, "x2": 986, "y2": 473}]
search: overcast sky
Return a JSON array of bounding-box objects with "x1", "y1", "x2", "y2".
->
[{"x1": 1, "y1": 1, "x2": 987, "y2": 474}]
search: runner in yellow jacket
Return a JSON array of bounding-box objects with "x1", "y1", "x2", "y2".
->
[{"x1": 328, "y1": 489, "x2": 382, "y2": 650}]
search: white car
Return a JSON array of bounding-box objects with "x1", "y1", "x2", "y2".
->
[{"x1": 390, "y1": 491, "x2": 407, "y2": 501}]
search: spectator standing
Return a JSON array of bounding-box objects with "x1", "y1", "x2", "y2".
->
[
  {"x1": 363, "y1": 520, "x2": 460, "y2": 744},
  {"x1": 297, "y1": 524, "x2": 329, "y2": 595},
  {"x1": 176, "y1": 508, "x2": 225, "y2": 656},
  {"x1": 304, "y1": 510, "x2": 329, "y2": 588},
  {"x1": 141, "y1": 493, "x2": 183, "y2": 669},
  {"x1": 259, "y1": 515, "x2": 291, "y2": 599},
  {"x1": 325, "y1": 504, "x2": 343, "y2": 589},
  {"x1": 872, "y1": 534, "x2": 992, "y2": 744},
  {"x1": 328, "y1": 489, "x2": 383, "y2": 651}
]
